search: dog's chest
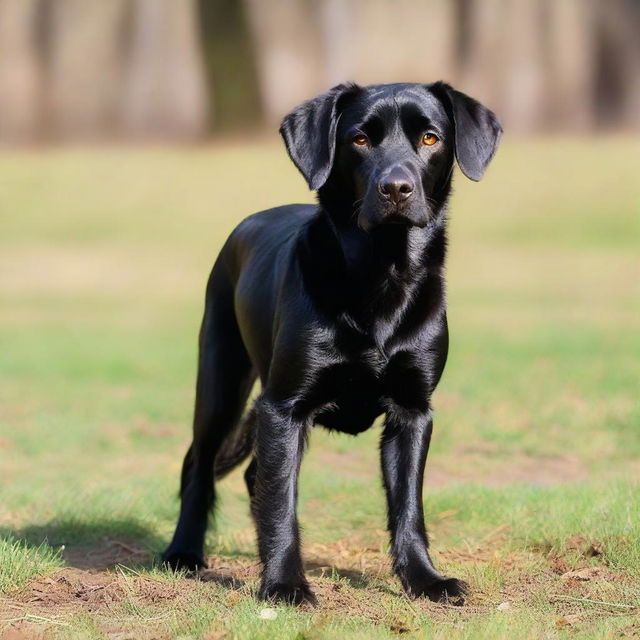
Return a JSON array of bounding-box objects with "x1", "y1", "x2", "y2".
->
[{"x1": 300, "y1": 348, "x2": 429, "y2": 434}]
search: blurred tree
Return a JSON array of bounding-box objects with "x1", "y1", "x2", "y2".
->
[
  {"x1": 244, "y1": 0, "x2": 324, "y2": 123},
  {"x1": 199, "y1": 0, "x2": 261, "y2": 131},
  {"x1": 456, "y1": 0, "x2": 505, "y2": 114},
  {"x1": 318, "y1": 0, "x2": 353, "y2": 86},
  {"x1": 122, "y1": 0, "x2": 208, "y2": 139},
  {"x1": 345, "y1": 0, "x2": 456, "y2": 86},
  {"x1": 0, "y1": 0, "x2": 43, "y2": 142},
  {"x1": 502, "y1": 0, "x2": 548, "y2": 131},
  {"x1": 1, "y1": 0, "x2": 639, "y2": 143},
  {"x1": 595, "y1": 0, "x2": 640, "y2": 128},
  {"x1": 547, "y1": 0, "x2": 596, "y2": 130},
  {"x1": 48, "y1": 0, "x2": 128, "y2": 140},
  {"x1": 244, "y1": 0, "x2": 458, "y2": 122}
]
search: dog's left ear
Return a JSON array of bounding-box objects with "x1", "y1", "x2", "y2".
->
[
  {"x1": 280, "y1": 83, "x2": 360, "y2": 191},
  {"x1": 437, "y1": 83, "x2": 503, "y2": 182}
]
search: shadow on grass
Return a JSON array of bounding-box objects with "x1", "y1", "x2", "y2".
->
[
  {"x1": 1, "y1": 520, "x2": 388, "y2": 594},
  {"x1": 195, "y1": 559, "x2": 385, "y2": 594},
  {"x1": 0, "y1": 517, "x2": 165, "y2": 571},
  {"x1": 306, "y1": 560, "x2": 373, "y2": 588},
  {"x1": 198, "y1": 570, "x2": 247, "y2": 590}
]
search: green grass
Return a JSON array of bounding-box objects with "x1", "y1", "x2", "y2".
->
[
  {"x1": 0, "y1": 137, "x2": 639, "y2": 638},
  {"x1": 0, "y1": 537, "x2": 63, "y2": 593}
]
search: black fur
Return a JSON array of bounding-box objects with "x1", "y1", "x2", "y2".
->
[{"x1": 163, "y1": 82, "x2": 502, "y2": 606}]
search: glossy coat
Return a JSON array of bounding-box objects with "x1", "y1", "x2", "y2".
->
[{"x1": 163, "y1": 82, "x2": 502, "y2": 606}]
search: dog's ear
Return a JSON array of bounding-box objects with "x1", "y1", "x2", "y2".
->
[
  {"x1": 437, "y1": 83, "x2": 502, "y2": 181},
  {"x1": 280, "y1": 83, "x2": 359, "y2": 191}
]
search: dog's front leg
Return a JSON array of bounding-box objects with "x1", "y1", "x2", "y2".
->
[
  {"x1": 252, "y1": 398, "x2": 316, "y2": 606},
  {"x1": 381, "y1": 408, "x2": 467, "y2": 604}
]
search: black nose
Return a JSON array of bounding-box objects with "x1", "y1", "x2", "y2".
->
[{"x1": 378, "y1": 168, "x2": 414, "y2": 205}]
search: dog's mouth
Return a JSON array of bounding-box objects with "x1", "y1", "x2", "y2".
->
[
  {"x1": 357, "y1": 206, "x2": 430, "y2": 232},
  {"x1": 383, "y1": 212, "x2": 416, "y2": 225},
  {"x1": 353, "y1": 181, "x2": 435, "y2": 231}
]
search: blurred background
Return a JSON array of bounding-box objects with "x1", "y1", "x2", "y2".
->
[
  {"x1": 0, "y1": 3, "x2": 639, "y2": 637},
  {"x1": 1, "y1": 0, "x2": 640, "y2": 143}
]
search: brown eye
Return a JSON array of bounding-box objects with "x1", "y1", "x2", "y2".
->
[
  {"x1": 352, "y1": 134, "x2": 368, "y2": 146},
  {"x1": 422, "y1": 133, "x2": 438, "y2": 146}
]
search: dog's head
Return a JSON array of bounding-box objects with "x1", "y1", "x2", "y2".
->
[{"x1": 280, "y1": 82, "x2": 502, "y2": 230}]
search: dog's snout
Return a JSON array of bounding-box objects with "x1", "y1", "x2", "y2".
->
[{"x1": 378, "y1": 168, "x2": 414, "y2": 205}]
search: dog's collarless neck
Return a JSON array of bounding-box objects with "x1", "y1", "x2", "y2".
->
[{"x1": 298, "y1": 209, "x2": 445, "y2": 320}]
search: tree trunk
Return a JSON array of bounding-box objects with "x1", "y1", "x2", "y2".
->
[
  {"x1": 0, "y1": 0, "x2": 43, "y2": 143},
  {"x1": 199, "y1": 0, "x2": 261, "y2": 131},
  {"x1": 347, "y1": 0, "x2": 456, "y2": 85},
  {"x1": 47, "y1": 0, "x2": 128, "y2": 140},
  {"x1": 501, "y1": 0, "x2": 548, "y2": 131},
  {"x1": 595, "y1": 0, "x2": 640, "y2": 129},
  {"x1": 121, "y1": 0, "x2": 208, "y2": 139},
  {"x1": 318, "y1": 0, "x2": 353, "y2": 86},
  {"x1": 458, "y1": 0, "x2": 507, "y2": 117},
  {"x1": 547, "y1": 0, "x2": 596, "y2": 130},
  {"x1": 244, "y1": 0, "x2": 324, "y2": 123}
]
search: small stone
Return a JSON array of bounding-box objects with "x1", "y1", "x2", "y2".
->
[
  {"x1": 562, "y1": 567, "x2": 604, "y2": 581},
  {"x1": 259, "y1": 607, "x2": 278, "y2": 620},
  {"x1": 497, "y1": 601, "x2": 511, "y2": 611},
  {"x1": 556, "y1": 614, "x2": 581, "y2": 627}
]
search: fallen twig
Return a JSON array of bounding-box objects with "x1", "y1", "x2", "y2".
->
[
  {"x1": 551, "y1": 594, "x2": 636, "y2": 610},
  {"x1": 0, "y1": 614, "x2": 71, "y2": 626}
]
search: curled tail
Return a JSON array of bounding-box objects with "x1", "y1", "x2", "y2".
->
[{"x1": 213, "y1": 406, "x2": 257, "y2": 480}]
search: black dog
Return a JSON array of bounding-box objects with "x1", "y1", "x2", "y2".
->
[{"x1": 163, "y1": 82, "x2": 501, "y2": 606}]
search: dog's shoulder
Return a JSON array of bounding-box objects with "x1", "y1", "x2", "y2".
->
[
  {"x1": 220, "y1": 204, "x2": 319, "y2": 282},
  {"x1": 229, "y1": 204, "x2": 316, "y2": 244}
]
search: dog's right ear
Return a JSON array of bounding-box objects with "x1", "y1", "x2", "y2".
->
[{"x1": 280, "y1": 83, "x2": 360, "y2": 191}]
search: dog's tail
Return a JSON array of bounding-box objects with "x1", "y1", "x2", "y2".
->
[
  {"x1": 213, "y1": 406, "x2": 257, "y2": 480},
  {"x1": 178, "y1": 407, "x2": 256, "y2": 497}
]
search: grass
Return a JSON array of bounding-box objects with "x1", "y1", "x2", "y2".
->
[
  {"x1": 0, "y1": 538, "x2": 63, "y2": 593},
  {"x1": 0, "y1": 136, "x2": 639, "y2": 638}
]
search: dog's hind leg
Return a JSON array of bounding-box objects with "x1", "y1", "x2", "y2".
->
[{"x1": 163, "y1": 267, "x2": 255, "y2": 571}]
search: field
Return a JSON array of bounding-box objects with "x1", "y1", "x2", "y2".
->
[{"x1": 1, "y1": 137, "x2": 639, "y2": 639}]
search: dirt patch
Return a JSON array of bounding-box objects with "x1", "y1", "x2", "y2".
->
[
  {"x1": 0, "y1": 628, "x2": 46, "y2": 640},
  {"x1": 199, "y1": 554, "x2": 260, "y2": 591},
  {"x1": 4, "y1": 566, "x2": 189, "y2": 612},
  {"x1": 0, "y1": 566, "x2": 198, "y2": 639},
  {"x1": 15, "y1": 568, "x2": 119, "y2": 612},
  {"x1": 1, "y1": 535, "x2": 637, "y2": 638},
  {"x1": 310, "y1": 580, "x2": 406, "y2": 627},
  {"x1": 306, "y1": 539, "x2": 389, "y2": 574},
  {"x1": 62, "y1": 539, "x2": 152, "y2": 571}
]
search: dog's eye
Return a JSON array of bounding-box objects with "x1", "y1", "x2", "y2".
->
[
  {"x1": 422, "y1": 133, "x2": 439, "y2": 146},
  {"x1": 352, "y1": 134, "x2": 369, "y2": 146}
]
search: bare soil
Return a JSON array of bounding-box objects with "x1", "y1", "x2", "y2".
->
[{"x1": 1, "y1": 534, "x2": 637, "y2": 639}]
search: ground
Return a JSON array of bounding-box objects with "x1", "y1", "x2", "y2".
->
[{"x1": 0, "y1": 137, "x2": 638, "y2": 639}]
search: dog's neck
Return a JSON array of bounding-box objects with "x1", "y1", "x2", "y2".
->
[
  {"x1": 320, "y1": 183, "x2": 450, "y2": 276},
  {"x1": 299, "y1": 192, "x2": 449, "y2": 325},
  {"x1": 326, "y1": 213, "x2": 434, "y2": 281},
  {"x1": 316, "y1": 172, "x2": 452, "y2": 279}
]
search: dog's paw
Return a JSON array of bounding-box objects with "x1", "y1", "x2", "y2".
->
[
  {"x1": 407, "y1": 576, "x2": 468, "y2": 605},
  {"x1": 162, "y1": 549, "x2": 207, "y2": 572},
  {"x1": 258, "y1": 580, "x2": 318, "y2": 606}
]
